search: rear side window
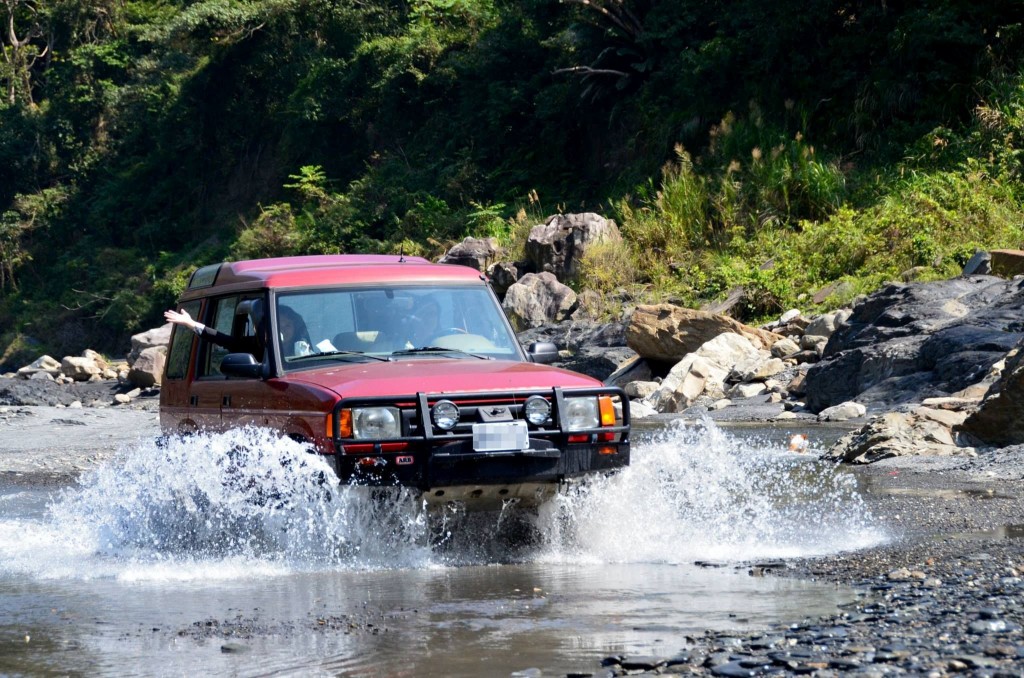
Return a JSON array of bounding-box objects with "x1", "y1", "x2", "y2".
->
[
  {"x1": 165, "y1": 301, "x2": 201, "y2": 380},
  {"x1": 199, "y1": 297, "x2": 238, "y2": 377}
]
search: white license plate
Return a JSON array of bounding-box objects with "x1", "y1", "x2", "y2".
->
[{"x1": 472, "y1": 421, "x2": 529, "y2": 452}]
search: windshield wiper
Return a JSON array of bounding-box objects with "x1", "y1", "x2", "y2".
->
[
  {"x1": 288, "y1": 350, "x2": 389, "y2": 363},
  {"x1": 389, "y1": 346, "x2": 491, "y2": 360}
]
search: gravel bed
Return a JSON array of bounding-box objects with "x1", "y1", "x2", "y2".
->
[{"x1": 591, "y1": 457, "x2": 1024, "y2": 677}]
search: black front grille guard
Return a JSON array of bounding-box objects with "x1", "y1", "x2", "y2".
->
[{"x1": 330, "y1": 386, "x2": 630, "y2": 452}]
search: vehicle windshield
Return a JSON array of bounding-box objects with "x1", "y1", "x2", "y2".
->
[{"x1": 275, "y1": 284, "x2": 522, "y2": 370}]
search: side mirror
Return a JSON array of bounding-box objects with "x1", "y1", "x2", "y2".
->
[
  {"x1": 525, "y1": 341, "x2": 559, "y2": 364},
  {"x1": 220, "y1": 352, "x2": 263, "y2": 379}
]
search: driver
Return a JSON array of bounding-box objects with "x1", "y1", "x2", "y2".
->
[{"x1": 409, "y1": 300, "x2": 442, "y2": 347}]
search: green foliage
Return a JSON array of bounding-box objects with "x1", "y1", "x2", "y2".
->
[{"x1": 3, "y1": 0, "x2": 1024, "y2": 359}]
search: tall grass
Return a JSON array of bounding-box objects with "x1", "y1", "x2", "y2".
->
[{"x1": 606, "y1": 100, "x2": 1024, "y2": 322}]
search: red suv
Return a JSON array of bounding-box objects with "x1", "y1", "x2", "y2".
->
[{"x1": 160, "y1": 255, "x2": 630, "y2": 509}]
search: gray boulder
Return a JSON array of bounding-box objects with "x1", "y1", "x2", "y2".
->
[
  {"x1": 961, "y1": 250, "x2": 991, "y2": 276},
  {"x1": 524, "y1": 213, "x2": 621, "y2": 282},
  {"x1": 16, "y1": 355, "x2": 62, "y2": 380},
  {"x1": 439, "y1": 237, "x2": 504, "y2": 272},
  {"x1": 515, "y1": 319, "x2": 636, "y2": 383},
  {"x1": 804, "y1": 276, "x2": 1024, "y2": 412},
  {"x1": 129, "y1": 324, "x2": 173, "y2": 365},
  {"x1": 128, "y1": 346, "x2": 167, "y2": 387},
  {"x1": 824, "y1": 409, "x2": 968, "y2": 463},
  {"x1": 503, "y1": 273, "x2": 578, "y2": 330},
  {"x1": 487, "y1": 261, "x2": 519, "y2": 297},
  {"x1": 959, "y1": 347, "x2": 1024, "y2": 445}
]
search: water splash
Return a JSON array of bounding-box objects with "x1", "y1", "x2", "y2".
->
[
  {"x1": 2, "y1": 429, "x2": 432, "y2": 580},
  {"x1": 0, "y1": 421, "x2": 885, "y2": 580},
  {"x1": 536, "y1": 419, "x2": 885, "y2": 563}
]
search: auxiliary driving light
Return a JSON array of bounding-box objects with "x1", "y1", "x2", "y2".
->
[
  {"x1": 523, "y1": 395, "x2": 551, "y2": 425},
  {"x1": 431, "y1": 399, "x2": 460, "y2": 430}
]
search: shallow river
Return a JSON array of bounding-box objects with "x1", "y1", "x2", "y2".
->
[{"x1": 0, "y1": 421, "x2": 886, "y2": 677}]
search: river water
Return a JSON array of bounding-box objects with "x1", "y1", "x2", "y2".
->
[{"x1": 0, "y1": 421, "x2": 886, "y2": 676}]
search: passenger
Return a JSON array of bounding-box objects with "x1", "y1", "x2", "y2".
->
[
  {"x1": 277, "y1": 305, "x2": 312, "y2": 356},
  {"x1": 164, "y1": 308, "x2": 252, "y2": 353}
]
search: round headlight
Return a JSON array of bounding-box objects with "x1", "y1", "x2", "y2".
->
[
  {"x1": 523, "y1": 396, "x2": 551, "y2": 426},
  {"x1": 432, "y1": 400, "x2": 460, "y2": 430}
]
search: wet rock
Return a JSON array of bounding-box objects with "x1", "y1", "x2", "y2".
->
[
  {"x1": 710, "y1": 659, "x2": 769, "y2": 677},
  {"x1": 823, "y1": 411, "x2": 971, "y2": 463},
  {"x1": 619, "y1": 656, "x2": 666, "y2": 671}
]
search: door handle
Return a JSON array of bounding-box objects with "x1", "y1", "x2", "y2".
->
[
  {"x1": 222, "y1": 395, "x2": 232, "y2": 407},
  {"x1": 189, "y1": 395, "x2": 199, "y2": 407}
]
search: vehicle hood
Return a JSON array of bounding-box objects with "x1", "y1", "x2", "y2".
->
[{"x1": 282, "y1": 359, "x2": 602, "y2": 399}]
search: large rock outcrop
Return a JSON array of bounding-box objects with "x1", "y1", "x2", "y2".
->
[
  {"x1": 824, "y1": 408, "x2": 969, "y2": 463},
  {"x1": 958, "y1": 348, "x2": 1024, "y2": 446},
  {"x1": 626, "y1": 304, "x2": 783, "y2": 363},
  {"x1": 803, "y1": 276, "x2": 1024, "y2": 412},
  {"x1": 524, "y1": 213, "x2": 621, "y2": 282}
]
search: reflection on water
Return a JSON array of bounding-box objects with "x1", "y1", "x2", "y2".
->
[{"x1": 0, "y1": 421, "x2": 885, "y2": 676}]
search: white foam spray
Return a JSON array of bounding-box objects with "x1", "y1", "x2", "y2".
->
[
  {"x1": 0, "y1": 421, "x2": 885, "y2": 580},
  {"x1": 535, "y1": 420, "x2": 885, "y2": 563}
]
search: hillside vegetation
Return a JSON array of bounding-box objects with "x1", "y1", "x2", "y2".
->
[{"x1": 2, "y1": 0, "x2": 1023, "y2": 366}]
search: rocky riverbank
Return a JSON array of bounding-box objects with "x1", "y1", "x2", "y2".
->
[{"x1": 589, "y1": 451, "x2": 1024, "y2": 677}]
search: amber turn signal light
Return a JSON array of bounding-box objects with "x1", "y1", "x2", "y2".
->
[{"x1": 598, "y1": 396, "x2": 615, "y2": 426}]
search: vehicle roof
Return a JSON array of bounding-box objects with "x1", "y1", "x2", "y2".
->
[{"x1": 179, "y1": 255, "x2": 486, "y2": 300}]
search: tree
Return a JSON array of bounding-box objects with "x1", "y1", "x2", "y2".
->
[{"x1": 1, "y1": 0, "x2": 50, "y2": 106}]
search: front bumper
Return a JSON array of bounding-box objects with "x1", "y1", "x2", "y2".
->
[{"x1": 330, "y1": 387, "x2": 630, "y2": 504}]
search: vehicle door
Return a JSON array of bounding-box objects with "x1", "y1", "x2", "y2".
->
[
  {"x1": 190, "y1": 293, "x2": 270, "y2": 431},
  {"x1": 160, "y1": 299, "x2": 202, "y2": 433}
]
